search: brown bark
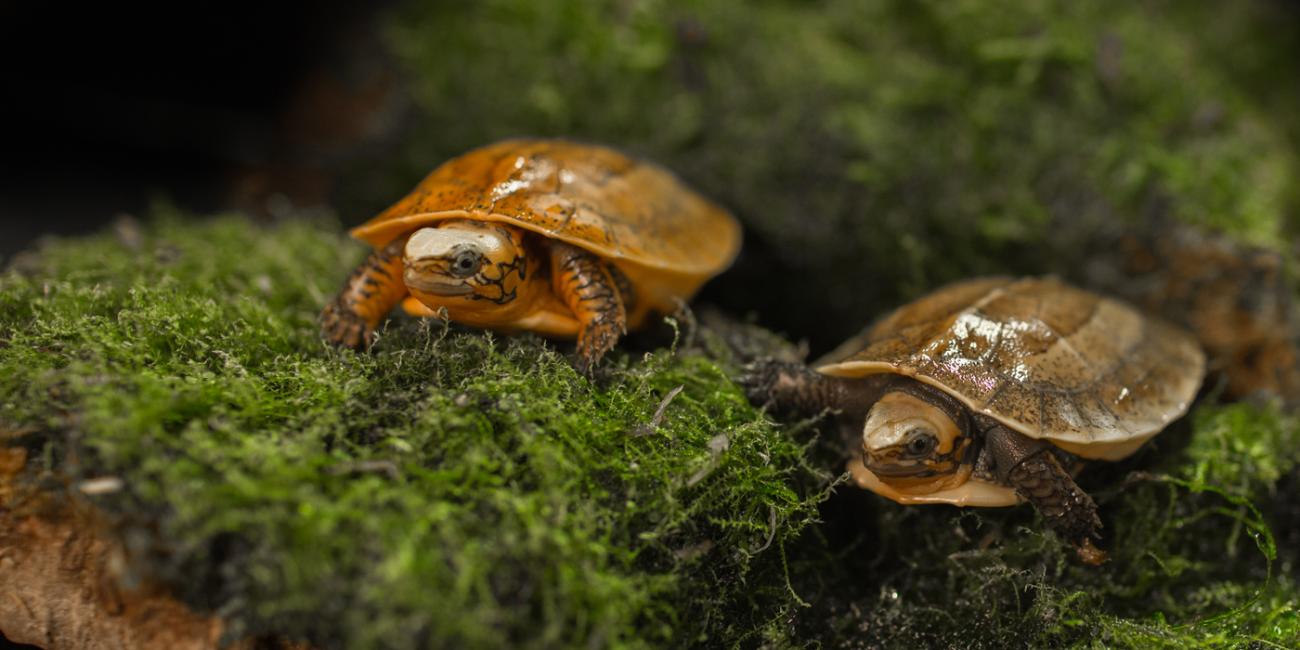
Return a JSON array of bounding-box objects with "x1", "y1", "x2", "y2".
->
[
  {"x1": 0, "y1": 446, "x2": 306, "y2": 650},
  {"x1": 0, "y1": 510, "x2": 225, "y2": 649}
]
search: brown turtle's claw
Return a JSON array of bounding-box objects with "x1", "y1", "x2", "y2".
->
[
  {"x1": 321, "y1": 301, "x2": 374, "y2": 350},
  {"x1": 738, "y1": 361, "x2": 806, "y2": 405},
  {"x1": 990, "y1": 431, "x2": 1107, "y2": 563},
  {"x1": 739, "y1": 359, "x2": 839, "y2": 418},
  {"x1": 1076, "y1": 537, "x2": 1108, "y2": 566},
  {"x1": 740, "y1": 358, "x2": 792, "y2": 406}
]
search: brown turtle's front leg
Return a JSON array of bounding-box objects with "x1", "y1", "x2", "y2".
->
[
  {"x1": 984, "y1": 423, "x2": 1106, "y2": 565},
  {"x1": 549, "y1": 241, "x2": 626, "y2": 373},
  {"x1": 741, "y1": 360, "x2": 847, "y2": 418},
  {"x1": 321, "y1": 238, "x2": 409, "y2": 350},
  {"x1": 741, "y1": 360, "x2": 890, "y2": 421}
]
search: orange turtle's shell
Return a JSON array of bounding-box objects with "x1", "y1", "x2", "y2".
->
[
  {"x1": 818, "y1": 277, "x2": 1206, "y2": 461},
  {"x1": 351, "y1": 138, "x2": 742, "y2": 313}
]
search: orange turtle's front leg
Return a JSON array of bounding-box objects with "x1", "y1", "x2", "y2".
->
[
  {"x1": 549, "y1": 241, "x2": 627, "y2": 373},
  {"x1": 321, "y1": 238, "x2": 409, "y2": 349}
]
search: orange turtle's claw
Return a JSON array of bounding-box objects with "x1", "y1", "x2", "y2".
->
[
  {"x1": 575, "y1": 318, "x2": 624, "y2": 374},
  {"x1": 320, "y1": 300, "x2": 374, "y2": 350},
  {"x1": 321, "y1": 238, "x2": 408, "y2": 350},
  {"x1": 551, "y1": 240, "x2": 627, "y2": 373}
]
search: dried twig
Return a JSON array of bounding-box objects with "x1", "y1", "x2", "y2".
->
[
  {"x1": 325, "y1": 460, "x2": 402, "y2": 481},
  {"x1": 631, "y1": 385, "x2": 685, "y2": 437}
]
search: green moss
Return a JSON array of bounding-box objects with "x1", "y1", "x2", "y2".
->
[
  {"x1": 0, "y1": 214, "x2": 825, "y2": 648},
  {"x1": 1185, "y1": 403, "x2": 1299, "y2": 496}
]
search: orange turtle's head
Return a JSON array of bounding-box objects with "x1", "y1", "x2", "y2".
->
[{"x1": 402, "y1": 220, "x2": 531, "y2": 314}]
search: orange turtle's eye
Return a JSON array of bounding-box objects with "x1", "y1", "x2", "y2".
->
[{"x1": 449, "y1": 250, "x2": 484, "y2": 278}]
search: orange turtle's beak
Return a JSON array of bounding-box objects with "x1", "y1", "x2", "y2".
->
[{"x1": 402, "y1": 263, "x2": 473, "y2": 296}]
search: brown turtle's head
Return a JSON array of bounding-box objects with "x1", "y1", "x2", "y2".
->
[
  {"x1": 402, "y1": 220, "x2": 530, "y2": 312},
  {"x1": 860, "y1": 388, "x2": 973, "y2": 495}
]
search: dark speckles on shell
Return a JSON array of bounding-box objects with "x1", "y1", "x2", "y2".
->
[{"x1": 818, "y1": 277, "x2": 1206, "y2": 448}]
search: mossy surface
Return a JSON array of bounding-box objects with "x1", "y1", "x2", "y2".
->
[
  {"x1": 0, "y1": 215, "x2": 826, "y2": 648},
  {"x1": 3, "y1": 215, "x2": 1298, "y2": 649}
]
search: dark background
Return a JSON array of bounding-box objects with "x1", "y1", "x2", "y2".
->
[
  {"x1": 1, "y1": 9, "x2": 375, "y2": 641},
  {"x1": 0, "y1": 2, "x2": 392, "y2": 261}
]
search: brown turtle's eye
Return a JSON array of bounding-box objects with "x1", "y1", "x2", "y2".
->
[
  {"x1": 904, "y1": 429, "x2": 938, "y2": 457},
  {"x1": 450, "y1": 250, "x2": 483, "y2": 278}
]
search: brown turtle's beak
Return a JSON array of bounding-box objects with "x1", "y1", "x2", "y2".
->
[
  {"x1": 864, "y1": 460, "x2": 933, "y2": 478},
  {"x1": 862, "y1": 448, "x2": 933, "y2": 478}
]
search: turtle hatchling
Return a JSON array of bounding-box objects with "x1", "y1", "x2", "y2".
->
[
  {"x1": 744, "y1": 276, "x2": 1206, "y2": 563},
  {"x1": 321, "y1": 138, "x2": 741, "y2": 371}
]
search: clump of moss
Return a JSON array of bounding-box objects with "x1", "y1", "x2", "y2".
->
[
  {"x1": 368, "y1": 0, "x2": 1300, "y2": 352},
  {"x1": 0, "y1": 214, "x2": 826, "y2": 648}
]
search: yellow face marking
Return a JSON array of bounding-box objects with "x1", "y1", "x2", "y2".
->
[{"x1": 860, "y1": 391, "x2": 972, "y2": 495}]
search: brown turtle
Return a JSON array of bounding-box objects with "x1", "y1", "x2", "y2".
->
[
  {"x1": 744, "y1": 276, "x2": 1206, "y2": 563},
  {"x1": 320, "y1": 139, "x2": 741, "y2": 370}
]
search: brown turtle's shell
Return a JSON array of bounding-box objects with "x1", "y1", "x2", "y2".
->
[
  {"x1": 350, "y1": 139, "x2": 741, "y2": 311},
  {"x1": 818, "y1": 277, "x2": 1206, "y2": 460}
]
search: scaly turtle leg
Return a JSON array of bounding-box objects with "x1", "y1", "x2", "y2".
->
[
  {"x1": 549, "y1": 241, "x2": 626, "y2": 373},
  {"x1": 740, "y1": 359, "x2": 886, "y2": 421},
  {"x1": 321, "y1": 238, "x2": 409, "y2": 349},
  {"x1": 983, "y1": 422, "x2": 1106, "y2": 565}
]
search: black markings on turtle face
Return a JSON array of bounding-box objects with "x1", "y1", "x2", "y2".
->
[{"x1": 467, "y1": 250, "x2": 527, "y2": 305}]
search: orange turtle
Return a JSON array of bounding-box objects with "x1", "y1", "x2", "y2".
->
[{"x1": 321, "y1": 139, "x2": 741, "y2": 370}]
